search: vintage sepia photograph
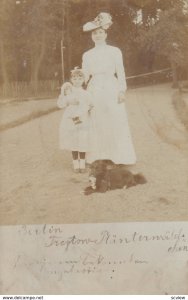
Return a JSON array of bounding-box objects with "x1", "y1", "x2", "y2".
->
[
  {"x1": 0, "y1": 0, "x2": 188, "y2": 295},
  {"x1": 0, "y1": 0, "x2": 188, "y2": 225}
]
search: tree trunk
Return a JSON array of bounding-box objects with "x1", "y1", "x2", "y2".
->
[
  {"x1": 0, "y1": 40, "x2": 9, "y2": 85},
  {"x1": 65, "y1": 0, "x2": 71, "y2": 72},
  {"x1": 0, "y1": 0, "x2": 10, "y2": 86},
  {"x1": 30, "y1": 31, "x2": 46, "y2": 89}
]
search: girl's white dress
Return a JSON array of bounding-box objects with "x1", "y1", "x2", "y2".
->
[
  {"x1": 57, "y1": 86, "x2": 91, "y2": 152},
  {"x1": 82, "y1": 43, "x2": 136, "y2": 164}
]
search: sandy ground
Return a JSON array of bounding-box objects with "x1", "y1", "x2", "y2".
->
[{"x1": 0, "y1": 84, "x2": 188, "y2": 225}]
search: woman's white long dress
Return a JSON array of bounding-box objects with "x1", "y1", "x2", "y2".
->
[{"x1": 82, "y1": 43, "x2": 136, "y2": 164}]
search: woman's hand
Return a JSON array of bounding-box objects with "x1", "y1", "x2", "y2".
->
[
  {"x1": 88, "y1": 103, "x2": 94, "y2": 112},
  {"x1": 118, "y1": 91, "x2": 126, "y2": 104}
]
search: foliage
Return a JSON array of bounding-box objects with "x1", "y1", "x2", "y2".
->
[
  {"x1": 135, "y1": 0, "x2": 188, "y2": 71},
  {"x1": 0, "y1": 0, "x2": 187, "y2": 90},
  {"x1": 0, "y1": 0, "x2": 17, "y2": 83}
]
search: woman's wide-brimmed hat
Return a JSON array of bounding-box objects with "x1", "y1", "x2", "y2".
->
[{"x1": 83, "y1": 12, "x2": 113, "y2": 32}]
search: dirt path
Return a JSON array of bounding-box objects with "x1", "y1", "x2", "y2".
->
[
  {"x1": 0, "y1": 84, "x2": 188, "y2": 225},
  {"x1": 0, "y1": 98, "x2": 57, "y2": 131}
]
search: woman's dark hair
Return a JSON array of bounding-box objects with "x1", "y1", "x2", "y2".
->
[{"x1": 91, "y1": 27, "x2": 107, "y2": 34}]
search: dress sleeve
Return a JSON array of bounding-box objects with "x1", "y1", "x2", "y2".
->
[
  {"x1": 82, "y1": 52, "x2": 90, "y2": 84},
  {"x1": 115, "y1": 48, "x2": 127, "y2": 92}
]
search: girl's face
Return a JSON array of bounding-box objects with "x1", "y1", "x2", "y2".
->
[
  {"x1": 91, "y1": 28, "x2": 107, "y2": 44},
  {"x1": 71, "y1": 74, "x2": 84, "y2": 87}
]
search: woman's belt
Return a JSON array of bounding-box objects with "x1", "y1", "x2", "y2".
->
[{"x1": 92, "y1": 73, "x2": 115, "y2": 77}]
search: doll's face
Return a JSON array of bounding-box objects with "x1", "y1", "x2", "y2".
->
[
  {"x1": 64, "y1": 86, "x2": 72, "y2": 95},
  {"x1": 91, "y1": 28, "x2": 107, "y2": 44},
  {"x1": 71, "y1": 74, "x2": 84, "y2": 87}
]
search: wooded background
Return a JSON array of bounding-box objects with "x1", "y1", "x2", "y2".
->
[{"x1": 0, "y1": 0, "x2": 188, "y2": 98}]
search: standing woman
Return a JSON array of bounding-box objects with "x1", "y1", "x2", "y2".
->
[{"x1": 82, "y1": 12, "x2": 136, "y2": 165}]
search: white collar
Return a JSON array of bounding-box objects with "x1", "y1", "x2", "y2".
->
[{"x1": 94, "y1": 42, "x2": 107, "y2": 49}]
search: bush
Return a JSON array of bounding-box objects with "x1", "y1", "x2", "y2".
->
[{"x1": 0, "y1": 80, "x2": 60, "y2": 100}]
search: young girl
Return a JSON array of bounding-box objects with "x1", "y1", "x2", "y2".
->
[{"x1": 57, "y1": 67, "x2": 92, "y2": 173}]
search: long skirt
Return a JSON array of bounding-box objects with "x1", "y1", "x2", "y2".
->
[{"x1": 86, "y1": 75, "x2": 136, "y2": 164}]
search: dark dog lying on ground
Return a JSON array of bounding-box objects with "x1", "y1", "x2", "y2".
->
[{"x1": 84, "y1": 160, "x2": 147, "y2": 195}]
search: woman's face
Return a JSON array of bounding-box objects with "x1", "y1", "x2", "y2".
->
[{"x1": 91, "y1": 28, "x2": 107, "y2": 44}]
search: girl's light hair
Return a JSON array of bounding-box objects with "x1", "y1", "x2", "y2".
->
[{"x1": 70, "y1": 66, "x2": 84, "y2": 78}]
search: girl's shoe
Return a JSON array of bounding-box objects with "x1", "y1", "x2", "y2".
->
[{"x1": 73, "y1": 160, "x2": 79, "y2": 173}]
